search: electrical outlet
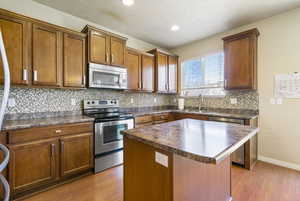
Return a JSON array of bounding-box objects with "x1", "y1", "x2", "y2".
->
[
  {"x1": 173, "y1": 98, "x2": 177, "y2": 103},
  {"x1": 230, "y1": 98, "x2": 237, "y2": 104},
  {"x1": 270, "y1": 98, "x2": 276, "y2": 104},
  {"x1": 71, "y1": 98, "x2": 76, "y2": 106},
  {"x1": 8, "y1": 98, "x2": 16, "y2": 107},
  {"x1": 154, "y1": 98, "x2": 157, "y2": 103},
  {"x1": 130, "y1": 98, "x2": 134, "y2": 104},
  {"x1": 155, "y1": 152, "x2": 168, "y2": 167}
]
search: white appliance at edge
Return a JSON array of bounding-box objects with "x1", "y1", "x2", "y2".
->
[{"x1": 0, "y1": 27, "x2": 11, "y2": 201}]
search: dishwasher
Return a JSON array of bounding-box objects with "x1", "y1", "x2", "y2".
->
[{"x1": 208, "y1": 116, "x2": 246, "y2": 166}]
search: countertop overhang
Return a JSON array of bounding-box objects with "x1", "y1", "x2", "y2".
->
[{"x1": 122, "y1": 118, "x2": 259, "y2": 164}]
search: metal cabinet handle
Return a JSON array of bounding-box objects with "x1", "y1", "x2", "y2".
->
[
  {"x1": 23, "y1": 69, "x2": 28, "y2": 81},
  {"x1": 55, "y1": 129, "x2": 62, "y2": 134},
  {"x1": 61, "y1": 141, "x2": 64, "y2": 154},
  {"x1": 111, "y1": 54, "x2": 114, "y2": 63},
  {"x1": 224, "y1": 79, "x2": 227, "y2": 88},
  {"x1": 33, "y1": 70, "x2": 38, "y2": 81},
  {"x1": 83, "y1": 75, "x2": 86, "y2": 86},
  {"x1": 106, "y1": 53, "x2": 109, "y2": 63}
]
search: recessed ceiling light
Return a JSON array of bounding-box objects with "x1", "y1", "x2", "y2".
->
[
  {"x1": 122, "y1": 0, "x2": 134, "y2": 6},
  {"x1": 171, "y1": 25, "x2": 180, "y2": 31}
]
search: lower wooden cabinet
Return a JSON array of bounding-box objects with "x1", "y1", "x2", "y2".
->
[
  {"x1": 8, "y1": 138, "x2": 59, "y2": 194},
  {"x1": 60, "y1": 133, "x2": 93, "y2": 178},
  {"x1": 7, "y1": 122, "x2": 94, "y2": 198}
]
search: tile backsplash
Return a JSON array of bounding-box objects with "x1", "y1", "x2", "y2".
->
[
  {"x1": 0, "y1": 87, "x2": 258, "y2": 115},
  {"x1": 0, "y1": 87, "x2": 171, "y2": 114}
]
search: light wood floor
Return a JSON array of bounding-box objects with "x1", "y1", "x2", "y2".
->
[{"x1": 23, "y1": 161, "x2": 300, "y2": 201}]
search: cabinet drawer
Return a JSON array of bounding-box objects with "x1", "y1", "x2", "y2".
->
[
  {"x1": 135, "y1": 115, "x2": 153, "y2": 125},
  {"x1": 9, "y1": 122, "x2": 93, "y2": 144}
]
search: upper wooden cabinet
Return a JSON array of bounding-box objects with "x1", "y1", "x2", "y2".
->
[
  {"x1": 0, "y1": 14, "x2": 29, "y2": 85},
  {"x1": 126, "y1": 48, "x2": 141, "y2": 90},
  {"x1": 63, "y1": 33, "x2": 87, "y2": 88},
  {"x1": 32, "y1": 23, "x2": 62, "y2": 87},
  {"x1": 168, "y1": 55, "x2": 178, "y2": 93},
  {"x1": 83, "y1": 25, "x2": 127, "y2": 67},
  {"x1": 0, "y1": 8, "x2": 87, "y2": 89},
  {"x1": 141, "y1": 54, "x2": 155, "y2": 92},
  {"x1": 148, "y1": 49, "x2": 178, "y2": 94},
  {"x1": 125, "y1": 48, "x2": 155, "y2": 92},
  {"x1": 223, "y1": 28, "x2": 259, "y2": 90}
]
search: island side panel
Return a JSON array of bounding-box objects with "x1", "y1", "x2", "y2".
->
[
  {"x1": 123, "y1": 137, "x2": 173, "y2": 201},
  {"x1": 245, "y1": 117, "x2": 259, "y2": 170},
  {"x1": 174, "y1": 154, "x2": 232, "y2": 201}
]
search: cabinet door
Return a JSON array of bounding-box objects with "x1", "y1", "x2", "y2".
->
[
  {"x1": 126, "y1": 49, "x2": 141, "y2": 90},
  {"x1": 0, "y1": 15, "x2": 29, "y2": 85},
  {"x1": 110, "y1": 36, "x2": 126, "y2": 67},
  {"x1": 89, "y1": 30, "x2": 110, "y2": 65},
  {"x1": 168, "y1": 55, "x2": 178, "y2": 93},
  {"x1": 63, "y1": 33, "x2": 86, "y2": 88},
  {"x1": 32, "y1": 24, "x2": 61, "y2": 86},
  {"x1": 156, "y1": 53, "x2": 168, "y2": 92},
  {"x1": 9, "y1": 139, "x2": 59, "y2": 194},
  {"x1": 60, "y1": 133, "x2": 93, "y2": 178},
  {"x1": 224, "y1": 36, "x2": 255, "y2": 90},
  {"x1": 141, "y1": 55, "x2": 154, "y2": 92}
]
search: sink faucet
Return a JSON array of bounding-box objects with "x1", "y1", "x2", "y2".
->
[{"x1": 198, "y1": 94, "x2": 204, "y2": 111}]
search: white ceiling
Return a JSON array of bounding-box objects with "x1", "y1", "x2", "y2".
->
[{"x1": 33, "y1": 0, "x2": 300, "y2": 49}]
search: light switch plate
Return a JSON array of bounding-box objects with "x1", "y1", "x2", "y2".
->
[
  {"x1": 71, "y1": 98, "x2": 76, "y2": 106},
  {"x1": 276, "y1": 98, "x2": 283, "y2": 105},
  {"x1": 130, "y1": 98, "x2": 134, "y2": 104},
  {"x1": 155, "y1": 152, "x2": 168, "y2": 168},
  {"x1": 154, "y1": 98, "x2": 157, "y2": 103},
  {"x1": 270, "y1": 98, "x2": 276, "y2": 104},
  {"x1": 8, "y1": 98, "x2": 16, "y2": 107},
  {"x1": 230, "y1": 98, "x2": 237, "y2": 104}
]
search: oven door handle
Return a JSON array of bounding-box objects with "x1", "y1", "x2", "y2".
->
[{"x1": 97, "y1": 119, "x2": 134, "y2": 127}]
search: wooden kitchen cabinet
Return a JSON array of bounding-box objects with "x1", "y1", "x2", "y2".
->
[
  {"x1": 148, "y1": 49, "x2": 178, "y2": 94},
  {"x1": 110, "y1": 36, "x2": 126, "y2": 67},
  {"x1": 126, "y1": 48, "x2": 141, "y2": 90},
  {"x1": 60, "y1": 133, "x2": 93, "y2": 178},
  {"x1": 168, "y1": 55, "x2": 178, "y2": 93},
  {"x1": 63, "y1": 33, "x2": 86, "y2": 88},
  {"x1": 141, "y1": 54, "x2": 155, "y2": 92},
  {"x1": 8, "y1": 138, "x2": 59, "y2": 194},
  {"x1": 32, "y1": 23, "x2": 62, "y2": 87},
  {"x1": 83, "y1": 25, "x2": 127, "y2": 67},
  {"x1": 223, "y1": 28, "x2": 259, "y2": 90},
  {"x1": 0, "y1": 14, "x2": 30, "y2": 85}
]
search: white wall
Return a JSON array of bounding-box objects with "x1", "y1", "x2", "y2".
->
[
  {"x1": 172, "y1": 7, "x2": 300, "y2": 167},
  {"x1": 0, "y1": 0, "x2": 168, "y2": 52}
]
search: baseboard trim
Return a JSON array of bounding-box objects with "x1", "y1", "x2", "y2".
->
[{"x1": 258, "y1": 155, "x2": 300, "y2": 171}]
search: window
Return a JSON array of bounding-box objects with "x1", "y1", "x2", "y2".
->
[{"x1": 181, "y1": 52, "x2": 225, "y2": 96}]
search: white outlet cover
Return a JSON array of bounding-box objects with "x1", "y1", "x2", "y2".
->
[
  {"x1": 230, "y1": 98, "x2": 237, "y2": 104},
  {"x1": 155, "y1": 152, "x2": 168, "y2": 168},
  {"x1": 154, "y1": 98, "x2": 157, "y2": 103},
  {"x1": 276, "y1": 98, "x2": 283, "y2": 105},
  {"x1": 8, "y1": 98, "x2": 16, "y2": 107},
  {"x1": 270, "y1": 98, "x2": 276, "y2": 104},
  {"x1": 71, "y1": 98, "x2": 76, "y2": 106},
  {"x1": 130, "y1": 98, "x2": 134, "y2": 104}
]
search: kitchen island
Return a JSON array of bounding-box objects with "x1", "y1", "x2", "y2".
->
[{"x1": 122, "y1": 118, "x2": 259, "y2": 201}]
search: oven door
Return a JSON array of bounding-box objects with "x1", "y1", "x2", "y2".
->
[
  {"x1": 89, "y1": 64, "x2": 127, "y2": 89},
  {"x1": 95, "y1": 119, "x2": 134, "y2": 155}
]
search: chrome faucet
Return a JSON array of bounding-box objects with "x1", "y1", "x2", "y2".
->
[{"x1": 198, "y1": 94, "x2": 204, "y2": 111}]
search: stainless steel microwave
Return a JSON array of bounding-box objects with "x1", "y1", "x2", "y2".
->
[{"x1": 88, "y1": 63, "x2": 128, "y2": 89}]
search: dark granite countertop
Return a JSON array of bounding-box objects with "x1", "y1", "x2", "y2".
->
[
  {"x1": 131, "y1": 109, "x2": 258, "y2": 120},
  {"x1": 122, "y1": 119, "x2": 259, "y2": 164},
  {"x1": 2, "y1": 115, "x2": 94, "y2": 131}
]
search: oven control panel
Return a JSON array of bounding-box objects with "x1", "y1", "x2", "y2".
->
[{"x1": 84, "y1": 99, "x2": 119, "y2": 109}]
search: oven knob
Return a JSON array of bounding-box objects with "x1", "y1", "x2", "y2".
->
[
  {"x1": 92, "y1": 101, "x2": 95, "y2": 104},
  {"x1": 87, "y1": 101, "x2": 90, "y2": 105}
]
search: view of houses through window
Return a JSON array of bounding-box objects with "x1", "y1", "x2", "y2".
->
[{"x1": 181, "y1": 52, "x2": 225, "y2": 96}]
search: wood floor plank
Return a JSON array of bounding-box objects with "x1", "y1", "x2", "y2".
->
[{"x1": 22, "y1": 161, "x2": 300, "y2": 201}]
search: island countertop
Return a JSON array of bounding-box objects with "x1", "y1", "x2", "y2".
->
[{"x1": 122, "y1": 118, "x2": 259, "y2": 164}]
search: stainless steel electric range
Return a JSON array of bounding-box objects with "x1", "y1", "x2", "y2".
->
[{"x1": 83, "y1": 99, "x2": 134, "y2": 173}]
